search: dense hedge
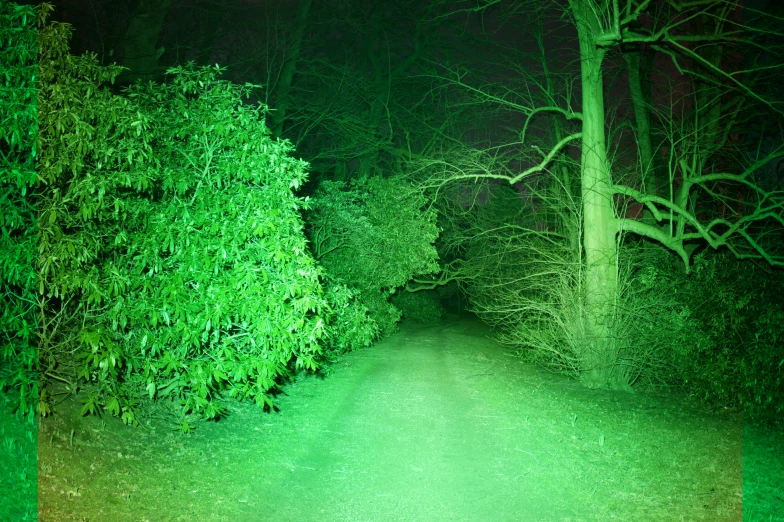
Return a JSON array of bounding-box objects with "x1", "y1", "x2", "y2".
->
[
  {"x1": 322, "y1": 278, "x2": 378, "y2": 354},
  {"x1": 592, "y1": 245, "x2": 783, "y2": 427},
  {"x1": 0, "y1": 1, "x2": 38, "y2": 422}
]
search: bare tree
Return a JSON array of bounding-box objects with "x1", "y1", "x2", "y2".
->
[{"x1": 414, "y1": 0, "x2": 784, "y2": 389}]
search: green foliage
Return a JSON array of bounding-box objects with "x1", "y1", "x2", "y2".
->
[
  {"x1": 599, "y1": 244, "x2": 783, "y2": 426},
  {"x1": 611, "y1": 244, "x2": 711, "y2": 388},
  {"x1": 310, "y1": 177, "x2": 440, "y2": 291},
  {"x1": 95, "y1": 63, "x2": 328, "y2": 420},
  {"x1": 307, "y1": 176, "x2": 440, "y2": 336},
  {"x1": 391, "y1": 290, "x2": 445, "y2": 325},
  {"x1": 358, "y1": 291, "x2": 403, "y2": 337},
  {"x1": 36, "y1": 8, "x2": 146, "y2": 421},
  {"x1": 36, "y1": 9, "x2": 329, "y2": 423},
  {"x1": 0, "y1": 1, "x2": 39, "y2": 422},
  {"x1": 676, "y1": 251, "x2": 784, "y2": 426},
  {"x1": 322, "y1": 279, "x2": 378, "y2": 354}
]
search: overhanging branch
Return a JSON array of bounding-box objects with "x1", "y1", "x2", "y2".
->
[{"x1": 510, "y1": 132, "x2": 582, "y2": 184}]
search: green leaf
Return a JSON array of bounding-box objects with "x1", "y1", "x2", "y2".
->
[{"x1": 105, "y1": 397, "x2": 120, "y2": 416}]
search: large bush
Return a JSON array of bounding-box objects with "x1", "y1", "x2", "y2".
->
[
  {"x1": 306, "y1": 176, "x2": 440, "y2": 336},
  {"x1": 322, "y1": 279, "x2": 378, "y2": 354},
  {"x1": 585, "y1": 245, "x2": 783, "y2": 426},
  {"x1": 676, "y1": 251, "x2": 784, "y2": 426},
  {"x1": 36, "y1": 11, "x2": 329, "y2": 424},
  {"x1": 0, "y1": 2, "x2": 39, "y2": 422},
  {"x1": 96, "y1": 64, "x2": 329, "y2": 422}
]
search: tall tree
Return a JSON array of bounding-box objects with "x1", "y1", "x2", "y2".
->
[
  {"x1": 269, "y1": 0, "x2": 312, "y2": 138},
  {"x1": 419, "y1": 0, "x2": 784, "y2": 389}
]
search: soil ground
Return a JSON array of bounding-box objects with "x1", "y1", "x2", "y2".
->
[{"x1": 6, "y1": 317, "x2": 782, "y2": 521}]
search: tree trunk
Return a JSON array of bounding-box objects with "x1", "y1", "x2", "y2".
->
[
  {"x1": 570, "y1": 0, "x2": 622, "y2": 389},
  {"x1": 624, "y1": 52, "x2": 655, "y2": 195},
  {"x1": 270, "y1": 0, "x2": 313, "y2": 139}
]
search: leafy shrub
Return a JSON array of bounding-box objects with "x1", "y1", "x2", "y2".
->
[
  {"x1": 391, "y1": 290, "x2": 445, "y2": 325},
  {"x1": 612, "y1": 245, "x2": 783, "y2": 426},
  {"x1": 322, "y1": 279, "x2": 378, "y2": 354},
  {"x1": 0, "y1": 2, "x2": 40, "y2": 422},
  {"x1": 742, "y1": 305, "x2": 784, "y2": 424},
  {"x1": 36, "y1": 9, "x2": 329, "y2": 423},
  {"x1": 612, "y1": 244, "x2": 711, "y2": 388},
  {"x1": 306, "y1": 176, "x2": 439, "y2": 335},
  {"x1": 36, "y1": 7, "x2": 141, "y2": 422},
  {"x1": 676, "y1": 251, "x2": 784, "y2": 426},
  {"x1": 89, "y1": 64, "x2": 329, "y2": 421},
  {"x1": 360, "y1": 292, "x2": 403, "y2": 337}
]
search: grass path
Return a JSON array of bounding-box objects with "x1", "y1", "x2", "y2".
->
[{"x1": 34, "y1": 318, "x2": 782, "y2": 521}]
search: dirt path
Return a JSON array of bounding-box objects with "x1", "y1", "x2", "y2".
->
[
  {"x1": 249, "y1": 321, "x2": 567, "y2": 521},
  {"x1": 35, "y1": 318, "x2": 781, "y2": 521}
]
